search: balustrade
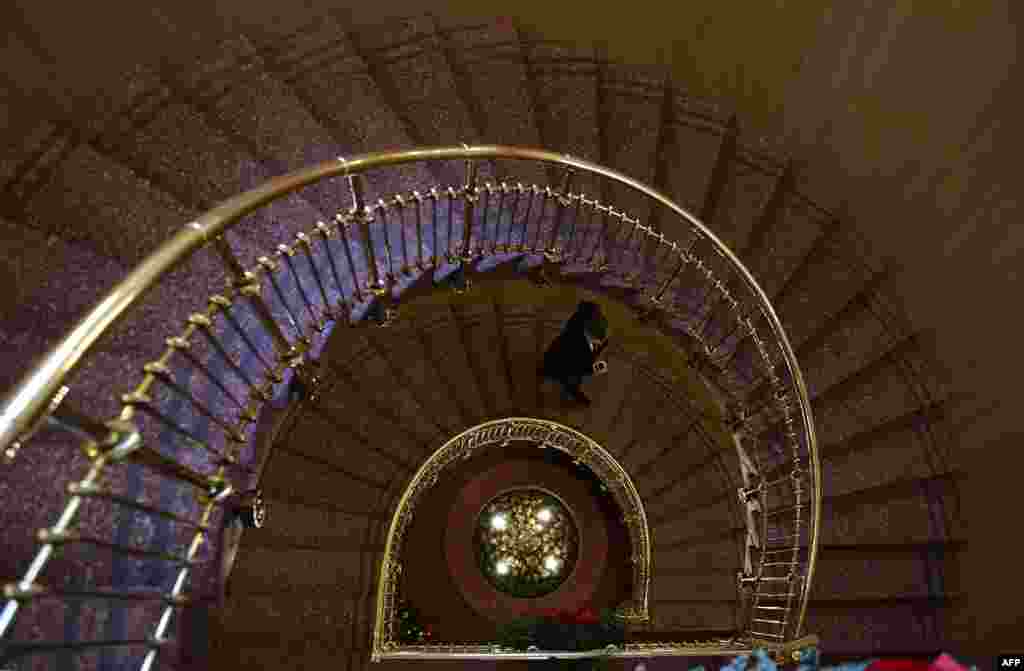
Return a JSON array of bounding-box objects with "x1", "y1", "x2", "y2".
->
[{"x1": 0, "y1": 146, "x2": 819, "y2": 668}]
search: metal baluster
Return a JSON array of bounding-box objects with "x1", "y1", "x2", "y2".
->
[
  {"x1": 376, "y1": 199, "x2": 396, "y2": 284},
  {"x1": 566, "y1": 191, "x2": 585, "y2": 262},
  {"x1": 618, "y1": 215, "x2": 638, "y2": 277},
  {"x1": 693, "y1": 252, "x2": 726, "y2": 329},
  {"x1": 696, "y1": 268, "x2": 736, "y2": 338},
  {"x1": 591, "y1": 204, "x2": 614, "y2": 268},
  {"x1": 350, "y1": 175, "x2": 383, "y2": 296},
  {"x1": 1, "y1": 638, "x2": 166, "y2": 663},
  {"x1": 460, "y1": 156, "x2": 478, "y2": 262},
  {"x1": 395, "y1": 195, "x2": 411, "y2": 275},
  {"x1": 141, "y1": 362, "x2": 247, "y2": 446},
  {"x1": 783, "y1": 468, "x2": 806, "y2": 638},
  {"x1": 445, "y1": 186, "x2": 456, "y2": 263},
  {"x1": 602, "y1": 208, "x2": 625, "y2": 275},
  {"x1": 0, "y1": 417, "x2": 140, "y2": 638},
  {"x1": 129, "y1": 442, "x2": 220, "y2": 492},
  {"x1": 491, "y1": 183, "x2": 506, "y2": 254},
  {"x1": 212, "y1": 236, "x2": 296, "y2": 359},
  {"x1": 481, "y1": 183, "x2": 493, "y2": 253},
  {"x1": 121, "y1": 391, "x2": 238, "y2": 467},
  {"x1": 66, "y1": 482, "x2": 208, "y2": 529},
  {"x1": 710, "y1": 302, "x2": 760, "y2": 355},
  {"x1": 412, "y1": 192, "x2": 426, "y2": 270},
  {"x1": 139, "y1": 492, "x2": 222, "y2": 671},
  {"x1": 533, "y1": 185, "x2": 552, "y2": 252},
  {"x1": 504, "y1": 183, "x2": 521, "y2": 252},
  {"x1": 429, "y1": 188, "x2": 440, "y2": 268},
  {"x1": 201, "y1": 297, "x2": 276, "y2": 381},
  {"x1": 35, "y1": 527, "x2": 199, "y2": 564},
  {"x1": 258, "y1": 256, "x2": 307, "y2": 344},
  {"x1": 315, "y1": 221, "x2": 351, "y2": 313},
  {"x1": 547, "y1": 169, "x2": 576, "y2": 257},
  {"x1": 4, "y1": 584, "x2": 188, "y2": 605},
  {"x1": 644, "y1": 230, "x2": 667, "y2": 287},
  {"x1": 519, "y1": 185, "x2": 538, "y2": 252},
  {"x1": 653, "y1": 247, "x2": 685, "y2": 304},
  {"x1": 295, "y1": 232, "x2": 333, "y2": 321},
  {"x1": 577, "y1": 197, "x2": 597, "y2": 263},
  {"x1": 335, "y1": 212, "x2": 365, "y2": 303},
  {"x1": 278, "y1": 244, "x2": 323, "y2": 332}
]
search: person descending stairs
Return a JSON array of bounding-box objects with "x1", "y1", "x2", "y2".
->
[{"x1": 539, "y1": 301, "x2": 611, "y2": 407}]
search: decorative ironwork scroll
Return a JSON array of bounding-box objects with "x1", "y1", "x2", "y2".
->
[{"x1": 372, "y1": 418, "x2": 652, "y2": 661}]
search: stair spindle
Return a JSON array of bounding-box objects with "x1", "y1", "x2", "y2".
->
[{"x1": 213, "y1": 236, "x2": 297, "y2": 359}]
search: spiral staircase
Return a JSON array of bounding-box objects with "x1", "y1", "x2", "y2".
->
[{"x1": 0, "y1": 9, "x2": 969, "y2": 671}]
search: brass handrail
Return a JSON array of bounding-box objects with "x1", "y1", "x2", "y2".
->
[{"x1": 0, "y1": 145, "x2": 820, "y2": 648}]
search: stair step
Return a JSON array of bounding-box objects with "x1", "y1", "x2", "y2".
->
[
  {"x1": 21, "y1": 143, "x2": 197, "y2": 265},
  {"x1": 647, "y1": 601, "x2": 736, "y2": 632},
  {"x1": 438, "y1": 19, "x2": 549, "y2": 188},
  {"x1": 228, "y1": 543, "x2": 378, "y2": 595},
  {"x1": 600, "y1": 62, "x2": 662, "y2": 230},
  {"x1": 260, "y1": 445, "x2": 394, "y2": 514},
  {"x1": 449, "y1": 294, "x2": 517, "y2": 417},
  {"x1": 213, "y1": 628, "x2": 368, "y2": 670},
  {"x1": 603, "y1": 373, "x2": 667, "y2": 461},
  {"x1": 744, "y1": 200, "x2": 825, "y2": 300},
  {"x1": 415, "y1": 309, "x2": 490, "y2": 425},
  {"x1": 0, "y1": 118, "x2": 61, "y2": 193},
  {"x1": 650, "y1": 499, "x2": 737, "y2": 548},
  {"x1": 95, "y1": 74, "x2": 265, "y2": 210},
  {"x1": 185, "y1": 37, "x2": 340, "y2": 178},
  {"x1": 340, "y1": 341, "x2": 450, "y2": 448},
  {"x1": 248, "y1": 496, "x2": 385, "y2": 549},
  {"x1": 365, "y1": 319, "x2": 467, "y2": 435},
  {"x1": 649, "y1": 571, "x2": 737, "y2": 602},
  {"x1": 580, "y1": 350, "x2": 637, "y2": 448},
  {"x1": 653, "y1": 538, "x2": 739, "y2": 572},
  {"x1": 526, "y1": 40, "x2": 600, "y2": 167},
  {"x1": 282, "y1": 407, "x2": 419, "y2": 484},
  {"x1": 711, "y1": 155, "x2": 779, "y2": 256},
  {"x1": 659, "y1": 109, "x2": 725, "y2": 221},
  {"x1": 636, "y1": 429, "x2": 735, "y2": 516},
  {"x1": 620, "y1": 412, "x2": 700, "y2": 478},
  {"x1": 773, "y1": 235, "x2": 873, "y2": 347},
  {"x1": 347, "y1": 15, "x2": 481, "y2": 154}
]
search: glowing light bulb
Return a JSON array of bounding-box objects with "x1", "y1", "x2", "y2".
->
[
  {"x1": 544, "y1": 556, "x2": 560, "y2": 572},
  {"x1": 491, "y1": 514, "x2": 507, "y2": 531},
  {"x1": 496, "y1": 559, "x2": 511, "y2": 575},
  {"x1": 537, "y1": 508, "x2": 552, "y2": 522}
]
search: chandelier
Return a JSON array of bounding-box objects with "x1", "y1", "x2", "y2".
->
[{"x1": 474, "y1": 489, "x2": 579, "y2": 598}]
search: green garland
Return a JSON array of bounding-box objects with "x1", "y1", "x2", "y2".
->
[
  {"x1": 496, "y1": 608, "x2": 625, "y2": 652},
  {"x1": 396, "y1": 600, "x2": 433, "y2": 644}
]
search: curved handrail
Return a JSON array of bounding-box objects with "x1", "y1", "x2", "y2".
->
[
  {"x1": 0, "y1": 144, "x2": 819, "y2": 640},
  {"x1": 373, "y1": 417, "x2": 652, "y2": 660}
]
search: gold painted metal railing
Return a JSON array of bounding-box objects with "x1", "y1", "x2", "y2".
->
[
  {"x1": 374, "y1": 418, "x2": 652, "y2": 661},
  {"x1": 0, "y1": 145, "x2": 820, "y2": 668}
]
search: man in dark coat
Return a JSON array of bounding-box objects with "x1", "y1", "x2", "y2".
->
[{"x1": 539, "y1": 301, "x2": 609, "y2": 407}]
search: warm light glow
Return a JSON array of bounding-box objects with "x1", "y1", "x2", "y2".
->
[{"x1": 474, "y1": 489, "x2": 579, "y2": 596}]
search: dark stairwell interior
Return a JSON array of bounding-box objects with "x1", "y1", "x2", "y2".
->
[{"x1": 0, "y1": 2, "x2": 1018, "y2": 670}]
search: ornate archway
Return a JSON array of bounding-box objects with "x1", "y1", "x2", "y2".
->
[{"x1": 372, "y1": 418, "x2": 652, "y2": 660}]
